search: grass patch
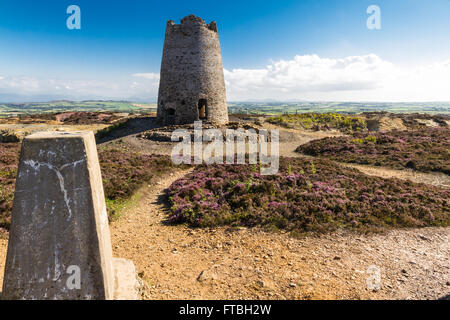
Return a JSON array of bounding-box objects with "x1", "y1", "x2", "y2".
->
[
  {"x1": 267, "y1": 113, "x2": 366, "y2": 132},
  {"x1": 105, "y1": 192, "x2": 143, "y2": 222},
  {"x1": 297, "y1": 127, "x2": 450, "y2": 175},
  {"x1": 95, "y1": 119, "x2": 130, "y2": 141},
  {"x1": 98, "y1": 148, "x2": 183, "y2": 220},
  {"x1": 167, "y1": 157, "x2": 449, "y2": 234}
]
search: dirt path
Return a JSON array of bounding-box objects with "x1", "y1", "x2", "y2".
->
[
  {"x1": 109, "y1": 170, "x2": 450, "y2": 300},
  {"x1": 0, "y1": 237, "x2": 7, "y2": 294},
  {"x1": 263, "y1": 125, "x2": 450, "y2": 188},
  {"x1": 98, "y1": 117, "x2": 449, "y2": 189},
  {"x1": 104, "y1": 121, "x2": 450, "y2": 190},
  {"x1": 343, "y1": 163, "x2": 450, "y2": 189}
]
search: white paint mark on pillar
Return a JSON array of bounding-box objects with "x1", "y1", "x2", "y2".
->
[{"x1": 23, "y1": 159, "x2": 86, "y2": 220}]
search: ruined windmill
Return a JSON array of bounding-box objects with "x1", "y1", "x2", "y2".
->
[{"x1": 157, "y1": 15, "x2": 229, "y2": 126}]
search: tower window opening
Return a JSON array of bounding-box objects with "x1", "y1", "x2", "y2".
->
[{"x1": 198, "y1": 99, "x2": 207, "y2": 120}]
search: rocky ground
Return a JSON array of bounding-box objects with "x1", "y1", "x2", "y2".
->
[
  {"x1": 1, "y1": 168, "x2": 448, "y2": 300},
  {"x1": 111, "y1": 170, "x2": 450, "y2": 300},
  {"x1": 0, "y1": 116, "x2": 448, "y2": 300}
]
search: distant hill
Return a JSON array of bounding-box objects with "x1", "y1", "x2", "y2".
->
[
  {"x1": 228, "y1": 101, "x2": 450, "y2": 115},
  {"x1": 1, "y1": 100, "x2": 449, "y2": 118},
  {"x1": 0, "y1": 101, "x2": 157, "y2": 117}
]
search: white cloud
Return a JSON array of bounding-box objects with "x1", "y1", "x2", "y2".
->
[
  {"x1": 0, "y1": 55, "x2": 449, "y2": 102},
  {"x1": 224, "y1": 54, "x2": 450, "y2": 101},
  {"x1": 132, "y1": 73, "x2": 160, "y2": 80},
  {"x1": 0, "y1": 75, "x2": 160, "y2": 101}
]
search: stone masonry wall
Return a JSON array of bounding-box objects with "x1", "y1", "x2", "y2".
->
[{"x1": 157, "y1": 15, "x2": 228, "y2": 126}]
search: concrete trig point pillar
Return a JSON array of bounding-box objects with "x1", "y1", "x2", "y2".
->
[{"x1": 1, "y1": 131, "x2": 138, "y2": 300}]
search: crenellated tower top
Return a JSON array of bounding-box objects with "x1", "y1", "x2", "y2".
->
[{"x1": 166, "y1": 15, "x2": 218, "y2": 33}]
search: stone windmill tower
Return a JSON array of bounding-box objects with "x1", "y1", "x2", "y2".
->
[{"x1": 157, "y1": 15, "x2": 229, "y2": 126}]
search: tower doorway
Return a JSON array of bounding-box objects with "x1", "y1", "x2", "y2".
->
[
  {"x1": 198, "y1": 99, "x2": 207, "y2": 120},
  {"x1": 166, "y1": 108, "x2": 176, "y2": 125}
]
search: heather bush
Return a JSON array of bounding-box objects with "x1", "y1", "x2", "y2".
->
[
  {"x1": 0, "y1": 143, "x2": 180, "y2": 230},
  {"x1": 0, "y1": 130, "x2": 21, "y2": 143},
  {"x1": 167, "y1": 157, "x2": 449, "y2": 234},
  {"x1": 297, "y1": 127, "x2": 450, "y2": 175},
  {"x1": 96, "y1": 148, "x2": 182, "y2": 219}
]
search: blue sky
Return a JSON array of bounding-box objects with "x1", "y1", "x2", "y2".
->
[{"x1": 0, "y1": 0, "x2": 449, "y2": 102}]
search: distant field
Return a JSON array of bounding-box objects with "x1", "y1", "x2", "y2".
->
[
  {"x1": 1, "y1": 100, "x2": 450, "y2": 118},
  {"x1": 0, "y1": 100, "x2": 157, "y2": 118},
  {"x1": 228, "y1": 102, "x2": 450, "y2": 115}
]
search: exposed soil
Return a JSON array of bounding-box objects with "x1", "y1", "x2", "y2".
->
[
  {"x1": 1, "y1": 114, "x2": 449, "y2": 300},
  {"x1": 108, "y1": 170, "x2": 449, "y2": 300},
  {"x1": 104, "y1": 120, "x2": 449, "y2": 300},
  {"x1": 102, "y1": 120, "x2": 450, "y2": 188},
  {"x1": 101, "y1": 121, "x2": 343, "y2": 158},
  {"x1": 0, "y1": 123, "x2": 109, "y2": 139},
  {"x1": 343, "y1": 163, "x2": 450, "y2": 189},
  {"x1": 0, "y1": 236, "x2": 6, "y2": 295},
  {"x1": 361, "y1": 112, "x2": 450, "y2": 130},
  {"x1": 4, "y1": 169, "x2": 448, "y2": 300},
  {"x1": 0, "y1": 111, "x2": 130, "y2": 125},
  {"x1": 0, "y1": 113, "x2": 148, "y2": 142}
]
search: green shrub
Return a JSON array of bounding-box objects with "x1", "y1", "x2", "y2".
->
[{"x1": 267, "y1": 113, "x2": 366, "y2": 133}]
